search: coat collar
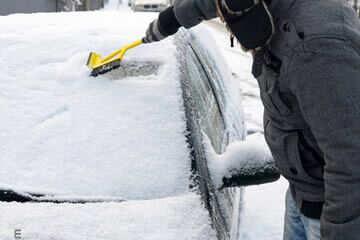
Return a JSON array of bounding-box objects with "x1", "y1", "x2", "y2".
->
[{"x1": 266, "y1": 0, "x2": 295, "y2": 21}]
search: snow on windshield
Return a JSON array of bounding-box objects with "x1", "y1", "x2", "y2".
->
[{"x1": 0, "y1": 10, "x2": 191, "y2": 199}]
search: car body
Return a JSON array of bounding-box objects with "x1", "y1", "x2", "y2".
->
[
  {"x1": 131, "y1": 0, "x2": 170, "y2": 12},
  {"x1": 0, "y1": 10, "x2": 278, "y2": 239},
  {"x1": 176, "y1": 28, "x2": 244, "y2": 239}
]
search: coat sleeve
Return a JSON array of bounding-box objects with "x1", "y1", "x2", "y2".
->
[
  {"x1": 173, "y1": 0, "x2": 217, "y2": 29},
  {"x1": 289, "y1": 37, "x2": 360, "y2": 239}
]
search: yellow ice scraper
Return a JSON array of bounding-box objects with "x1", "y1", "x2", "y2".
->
[{"x1": 87, "y1": 39, "x2": 143, "y2": 77}]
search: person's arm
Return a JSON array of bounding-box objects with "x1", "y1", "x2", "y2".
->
[
  {"x1": 143, "y1": 0, "x2": 217, "y2": 43},
  {"x1": 173, "y1": 0, "x2": 217, "y2": 29},
  {"x1": 289, "y1": 37, "x2": 360, "y2": 239},
  {"x1": 143, "y1": 0, "x2": 273, "y2": 52}
]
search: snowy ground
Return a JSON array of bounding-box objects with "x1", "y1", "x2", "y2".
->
[{"x1": 203, "y1": 20, "x2": 288, "y2": 240}]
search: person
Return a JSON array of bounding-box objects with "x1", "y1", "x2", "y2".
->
[{"x1": 142, "y1": 0, "x2": 360, "y2": 239}]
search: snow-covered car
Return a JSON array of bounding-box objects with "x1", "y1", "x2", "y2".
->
[
  {"x1": 131, "y1": 0, "x2": 170, "y2": 12},
  {"x1": 0, "y1": 10, "x2": 279, "y2": 240}
]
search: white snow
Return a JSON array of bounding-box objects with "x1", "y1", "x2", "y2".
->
[
  {"x1": 0, "y1": 10, "x2": 192, "y2": 200},
  {"x1": 206, "y1": 133, "x2": 273, "y2": 189},
  {"x1": 0, "y1": 193, "x2": 216, "y2": 240}
]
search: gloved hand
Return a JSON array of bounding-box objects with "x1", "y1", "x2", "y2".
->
[
  {"x1": 142, "y1": 6, "x2": 182, "y2": 43},
  {"x1": 217, "y1": 0, "x2": 274, "y2": 51}
]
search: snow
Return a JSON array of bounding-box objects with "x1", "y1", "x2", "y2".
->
[
  {"x1": 206, "y1": 133, "x2": 273, "y2": 189},
  {"x1": 0, "y1": 10, "x2": 192, "y2": 200},
  {"x1": 0, "y1": 193, "x2": 216, "y2": 240}
]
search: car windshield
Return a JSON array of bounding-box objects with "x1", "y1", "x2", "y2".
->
[{"x1": 0, "y1": 11, "x2": 190, "y2": 201}]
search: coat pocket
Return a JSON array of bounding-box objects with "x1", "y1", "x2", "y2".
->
[
  {"x1": 264, "y1": 120, "x2": 324, "y2": 186},
  {"x1": 257, "y1": 66, "x2": 294, "y2": 117}
]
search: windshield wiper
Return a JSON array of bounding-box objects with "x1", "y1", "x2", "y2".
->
[{"x1": 0, "y1": 188, "x2": 125, "y2": 204}]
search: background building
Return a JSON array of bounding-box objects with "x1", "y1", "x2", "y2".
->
[{"x1": 0, "y1": 0, "x2": 106, "y2": 16}]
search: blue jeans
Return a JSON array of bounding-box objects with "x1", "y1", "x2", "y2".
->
[{"x1": 283, "y1": 189, "x2": 321, "y2": 240}]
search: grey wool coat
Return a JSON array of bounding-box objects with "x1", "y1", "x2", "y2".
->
[{"x1": 172, "y1": 0, "x2": 360, "y2": 239}]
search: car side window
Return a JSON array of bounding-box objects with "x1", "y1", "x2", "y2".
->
[{"x1": 186, "y1": 46, "x2": 226, "y2": 154}]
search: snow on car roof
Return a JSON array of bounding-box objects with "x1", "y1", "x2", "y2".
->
[{"x1": 0, "y1": 10, "x2": 191, "y2": 200}]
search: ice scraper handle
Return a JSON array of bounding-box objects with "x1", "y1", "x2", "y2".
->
[
  {"x1": 142, "y1": 6, "x2": 182, "y2": 43},
  {"x1": 101, "y1": 39, "x2": 143, "y2": 63}
]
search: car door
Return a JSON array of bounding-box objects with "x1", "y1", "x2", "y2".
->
[{"x1": 179, "y1": 38, "x2": 244, "y2": 239}]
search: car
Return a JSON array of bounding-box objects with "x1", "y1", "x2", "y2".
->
[
  {"x1": 131, "y1": 0, "x2": 170, "y2": 12},
  {"x1": 0, "y1": 10, "x2": 279, "y2": 240}
]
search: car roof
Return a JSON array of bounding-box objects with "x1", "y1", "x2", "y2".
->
[{"x1": 0, "y1": 10, "x2": 190, "y2": 200}]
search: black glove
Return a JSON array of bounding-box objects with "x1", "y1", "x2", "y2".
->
[
  {"x1": 218, "y1": 0, "x2": 274, "y2": 51},
  {"x1": 142, "y1": 6, "x2": 182, "y2": 43}
]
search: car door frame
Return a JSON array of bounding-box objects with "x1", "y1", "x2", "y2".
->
[{"x1": 175, "y1": 29, "x2": 242, "y2": 240}]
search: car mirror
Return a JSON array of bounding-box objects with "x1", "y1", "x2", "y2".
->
[
  {"x1": 207, "y1": 133, "x2": 280, "y2": 190},
  {"x1": 219, "y1": 156, "x2": 280, "y2": 190},
  {"x1": 219, "y1": 133, "x2": 280, "y2": 189}
]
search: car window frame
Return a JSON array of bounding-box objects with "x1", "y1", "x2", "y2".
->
[
  {"x1": 177, "y1": 45, "x2": 230, "y2": 240},
  {"x1": 186, "y1": 43, "x2": 229, "y2": 154}
]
